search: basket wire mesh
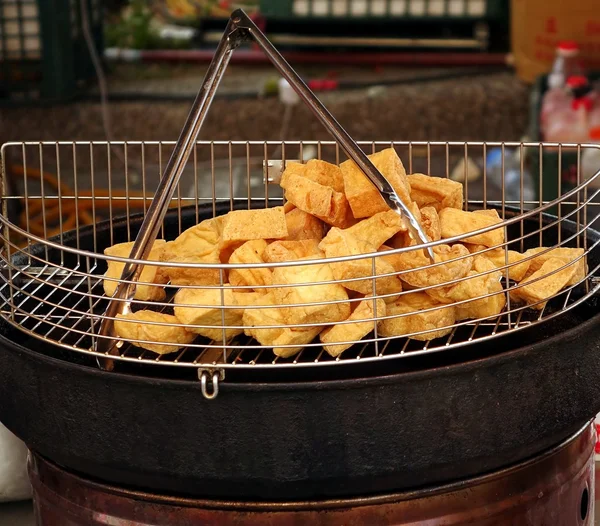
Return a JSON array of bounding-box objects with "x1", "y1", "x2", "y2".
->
[{"x1": 1, "y1": 140, "x2": 599, "y2": 388}]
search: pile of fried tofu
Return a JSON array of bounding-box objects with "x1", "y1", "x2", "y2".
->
[{"x1": 105, "y1": 148, "x2": 587, "y2": 358}]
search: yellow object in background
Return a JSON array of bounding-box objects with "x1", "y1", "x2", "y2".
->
[
  {"x1": 511, "y1": 0, "x2": 600, "y2": 82},
  {"x1": 165, "y1": 0, "x2": 199, "y2": 18}
]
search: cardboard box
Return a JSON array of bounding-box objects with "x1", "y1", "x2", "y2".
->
[{"x1": 511, "y1": 0, "x2": 600, "y2": 83}]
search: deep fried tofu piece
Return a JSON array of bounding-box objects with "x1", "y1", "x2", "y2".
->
[
  {"x1": 243, "y1": 295, "x2": 322, "y2": 358},
  {"x1": 384, "y1": 243, "x2": 473, "y2": 289},
  {"x1": 439, "y1": 208, "x2": 505, "y2": 248},
  {"x1": 232, "y1": 291, "x2": 268, "y2": 306},
  {"x1": 511, "y1": 257, "x2": 578, "y2": 310},
  {"x1": 221, "y1": 207, "x2": 288, "y2": 244},
  {"x1": 407, "y1": 173, "x2": 463, "y2": 212},
  {"x1": 173, "y1": 286, "x2": 245, "y2": 342},
  {"x1": 163, "y1": 217, "x2": 222, "y2": 260},
  {"x1": 283, "y1": 201, "x2": 296, "y2": 213},
  {"x1": 377, "y1": 292, "x2": 456, "y2": 341},
  {"x1": 319, "y1": 228, "x2": 403, "y2": 297},
  {"x1": 104, "y1": 240, "x2": 167, "y2": 302},
  {"x1": 160, "y1": 218, "x2": 222, "y2": 286},
  {"x1": 272, "y1": 259, "x2": 350, "y2": 326},
  {"x1": 160, "y1": 253, "x2": 221, "y2": 287},
  {"x1": 285, "y1": 207, "x2": 326, "y2": 241},
  {"x1": 114, "y1": 310, "x2": 195, "y2": 355},
  {"x1": 340, "y1": 148, "x2": 412, "y2": 218},
  {"x1": 378, "y1": 245, "x2": 410, "y2": 302},
  {"x1": 280, "y1": 171, "x2": 354, "y2": 228},
  {"x1": 263, "y1": 239, "x2": 323, "y2": 263},
  {"x1": 420, "y1": 206, "x2": 441, "y2": 242},
  {"x1": 281, "y1": 171, "x2": 330, "y2": 217},
  {"x1": 320, "y1": 298, "x2": 386, "y2": 357},
  {"x1": 523, "y1": 247, "x2": 587, "y2": 286},
  {"x1": 466, "y1": 244, "x2": 531, "y2": 282},
  {"x1": 388, "y1": 202, "x2": 423, "y2": 248},
  {"x1": 228, "y1": 239, "x2": 272, "y2": 292},
  {"x1": 302, "y1": 159, "x2": 345, "y2": 193},
  {"x1": 428, "y1": 256, "x2": 506, "y2": 320},
  {"x1": 345, "y1": 210, "x2": 405, "y2": 249},
  {"x1": 473, "y1": 209, "x2": 501, "y2": 219}
]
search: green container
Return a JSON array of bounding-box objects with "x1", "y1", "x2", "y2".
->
[
  {"x1": 0, "y1": 0, "x2": 103, "y2": 103},
  {"x1": 528, "y1": 73, "x2": 600, "y2": 205},
  {"x1": 260, "y1": 0, "x2": 507, "y2": 21}
]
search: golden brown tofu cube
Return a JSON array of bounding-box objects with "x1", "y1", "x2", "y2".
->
[
  {"x1": 285, "y1": 207, "x2": 326, "y2": 241},
  {"x1": 319, "y1": 228, "x2": 403, "y2": 297},
  {"x1": 263, "y1": 239, "x2": 324, "y2": 263},
  {"x1": 283, "y1": 201, "x2": 296, "y2": 213},
  {"x1": 160, "y1": 218, "x2": 222, "y2": 286},
  {"x1": 511, "y1": 257, "x2": 578, "y2": 310},
  {"x1": 340, "y1": 148, "x2": 412, "y2": 218},
  {"x1": 388, "y1": 202, "x2": 423, "y2": 248},
  {"x1": 302, "y1": 159, "x2": 345, "y2": 193},
  {"x1": 345, "y1": 210, "x2": 405, "y2": 249},
  {"x1": 281, "y1": 171, "x2": 331, "y2": 217},
  {"x1": 377, "y1": 292, "x2": 456, "y2": 341},
  {"x1": 384, "y1": 243, "x2": 473, "y2": 289},
  {"x1": 407, "y1": 173, "x2": 463, "y2": 212},
  {"x1": 221, "y1": 207, "x2": 288, "y2": 244},
  {"x1": 104, "y1": 240, "x2": 167, "y2": 302},
  {"x1": 429, "y1": 256, "x2": 506, "y2": 320},
  {"x1": 419, "y1": 206, "x2": 442, "y2": 242},
  {"x1": 272, "y1": 259, "x2": 350, "y2": 326},
  {"x1": 161, "y1": 250, "x2": 221, "y2": 287},
  {"x1": 173, "y1": 286, "x2": 244, "y2": 342},
  {"x1": 163, "y1": 217, "x2": 221, "y2": 260},
  {"x1": 439, "y1": 208, "x2": 505, "y2": 248},
  {"x1": 522, "y1": 247, "x2": 587, "y2": 286},
  {"x1": 280, "y1": 171, "x2": 353, "y2": 228},
  {"x1": 320, "y1": 298, "x2": 386, "y2": 357},
  {"x1": 466, "y1": 244, "x2": 531, "y2": 282},
  {"x1": 243, "y1": 295, "x2": 322, "y2": 358},
  {"x1": 473, "y1": 209, "x2": 501, "y2": 219},
  {"x1": 228, "y1": 239, "x2": 272, "y2": 292},
  {"x1": 114, "y1": 310, "x2": 195, "y2": 355}
]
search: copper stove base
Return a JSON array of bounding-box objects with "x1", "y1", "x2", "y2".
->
[{"x1": 29, "y1": 424, "x2": 595, "y2": 526}]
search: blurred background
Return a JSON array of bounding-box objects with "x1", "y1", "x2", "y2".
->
[{"x1": 0, "y1": 0, "x2": 591, "y2": 145}]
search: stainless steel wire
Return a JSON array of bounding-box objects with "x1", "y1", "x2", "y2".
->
[{"x1": 0, "y1": 140, "x2": 598, "y2": 371}]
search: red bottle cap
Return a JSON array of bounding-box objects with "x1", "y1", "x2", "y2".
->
[
  {"x1": 557, "y1": 41, "x2": 580, "y2": 57},
  {"x1": 566, "y1": 76, "x2": 588, "y2": 88},
  {"x1": 590, "y1": 127, "x2": 600, "y2": 140},
  {"x1": 558, "y1": 41, "x2": 579, "y2": 52}
]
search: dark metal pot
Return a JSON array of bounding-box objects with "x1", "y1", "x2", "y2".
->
[{"x1": 0, "y1": 204, "x2": 598, "y2": 500}]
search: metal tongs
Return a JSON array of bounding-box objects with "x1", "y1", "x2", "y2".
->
[{"x1": 96, "y1": 9, "x2": 434, "y2": 361}]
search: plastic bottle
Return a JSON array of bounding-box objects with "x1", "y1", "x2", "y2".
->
[
  {"x1": 540, "y1": 47, "x2": 582, "y2": 134},
  {"x1": 540, "y1": 83, "x2": 570, "y2": 135},
  {"x1": 548, "y1": 41, "x2": 584, "y2": 90},
  {"x1": 485, "y1": 148, "x2": 535, "y2": 205},
  {"x1": 544, "y1": 77, "x2": 593, "y2": 144},
  {"x1": 588, "y1": 84, "x2": 600, "y2": 131},
  {"x1": 581, "y1": 127, "x2": 600, "y2": 189},
  {"x1": 543, "y1": 76, "x2": 590, "y2": 141}
]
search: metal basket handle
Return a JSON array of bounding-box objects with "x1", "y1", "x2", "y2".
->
[{"x1": 96, "y1": 8, "x2": 432, "y2": 362}]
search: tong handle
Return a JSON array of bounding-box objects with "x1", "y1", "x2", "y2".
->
[
  {"x1": 96, "y1": 9, "x2": 433, "y2": 360},
  {"x1": 97, "y1": 18, "x2": 239, "y2": 359},
  {"x1": 233, "y1": 10, "x2": 433, "y2": 258}
]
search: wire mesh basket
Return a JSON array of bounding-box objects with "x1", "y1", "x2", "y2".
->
[{"x1": 1, "y1": 140, "x2": 599, "y2": 400}]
